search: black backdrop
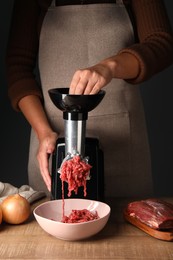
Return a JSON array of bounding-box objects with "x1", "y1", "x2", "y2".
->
[{"x1": 1, "y1": 1, "x2": 173, "y2": 196}]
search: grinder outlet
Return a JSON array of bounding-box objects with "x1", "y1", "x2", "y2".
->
[{"x1": 51, "y1": 137, "x2": 104, "y2": 201}]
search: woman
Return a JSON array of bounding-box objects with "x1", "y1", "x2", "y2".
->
[{"x1": 6, "y1": 0, "x2": 173, "y2": 197}]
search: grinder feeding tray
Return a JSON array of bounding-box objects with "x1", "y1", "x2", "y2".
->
[{"x1": 48, "y1": 88, "x2": 105, "y2": 201}]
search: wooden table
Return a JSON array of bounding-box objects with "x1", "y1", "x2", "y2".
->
[{"x1": 0, "y1": 197, "x2": 173, "y2": 260}]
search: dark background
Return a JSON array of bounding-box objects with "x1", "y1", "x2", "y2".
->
[{"x1": 1, "y1": 1, "x2": 173, "y2": 196}]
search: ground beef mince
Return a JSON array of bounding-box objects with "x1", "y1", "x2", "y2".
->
[
  {"x1": 126, "y1": 199, "x2": 173, "y2": 230},
  {"x1": 62, "y1": 209, "x2": 99, "y2": 223},
  {"x1": 60, "y1": 155, "x2": 92, "y2": 197}
]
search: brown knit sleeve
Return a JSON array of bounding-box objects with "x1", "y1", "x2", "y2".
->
[
  {"x1": 6, "y1": 0, "x2": 46, "y2": 111},
  {"x1": 119, "y1": 0, "x2": 173, "y2": 84}
]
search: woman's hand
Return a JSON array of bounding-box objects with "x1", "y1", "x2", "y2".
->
[
  {"x1": 69, "y1": 53, "x2": 140, "y2": 94},
  {"x1": 18, "y1": 95, "x2": 59, "y2": 192},
  {"x1": 69, "y1": 62, "x2": 114, "y2": 95},
  {"x1": 37, "y1": 131, "x2": 58, "y2": 192}
]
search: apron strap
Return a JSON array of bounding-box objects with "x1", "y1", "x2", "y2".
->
[
  {"x1": 116, "y1": 0, "x2": 123, "y2": 4},
  {"x1": 51, "y1": 0, "x2": 124, "y2": 6},
  {"x1": 51, "y1": 0, "x2": 55, "y2": 6}
]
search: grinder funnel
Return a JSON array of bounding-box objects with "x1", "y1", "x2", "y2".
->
[
  {"x1": 48, "y1": 88, "x2": 105, "y2": 157},
  {"x1": 48, "y1": 88, "x2": 105, "y2": 116}
]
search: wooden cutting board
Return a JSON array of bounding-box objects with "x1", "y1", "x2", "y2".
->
[{"x1": 124, "y1": 210, "x2": 173, "y2": 241}]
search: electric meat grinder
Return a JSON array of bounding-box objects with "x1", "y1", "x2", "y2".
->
[{"x1": 48, "y1": 88, "x2": 105, "y2": 201}]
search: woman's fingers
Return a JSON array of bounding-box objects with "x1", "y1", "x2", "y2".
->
[
  {"x1": 69, "y1": 64, "x2": 112, "y2": 94},
  {"x1": 69, "y1": 70, "x2": 100, "y2": 94},
  {"x1": 37, "y1": 132, "x2": 58, "y2": 192}
]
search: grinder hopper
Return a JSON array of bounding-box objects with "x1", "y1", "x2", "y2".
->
[{"x1": 48, "y1": 88, "x2": 105, "y2": 201}]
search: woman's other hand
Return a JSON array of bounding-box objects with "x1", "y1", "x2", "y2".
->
[
  {"x1": 18, "y1": 95, "x2": 58, "y2": 192},
  {"x1": 37, "y1": 131, "x2": 58, "y2": 192}
]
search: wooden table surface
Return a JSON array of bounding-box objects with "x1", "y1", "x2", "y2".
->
[{"x1": 0, "y1": 197, "x2": 173, "y2": 260}]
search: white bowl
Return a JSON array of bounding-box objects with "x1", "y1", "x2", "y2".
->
[{"x1": 33, "y1": 198, "x2": 111, "y2": 241}]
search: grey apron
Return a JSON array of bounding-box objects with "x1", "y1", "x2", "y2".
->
[{"x1": 28, "y1": 1, "x2": 153, "y2": 197}]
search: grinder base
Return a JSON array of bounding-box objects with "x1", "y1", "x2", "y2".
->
[{"x1": 51, "y1": 137, "x2": 104, "y2": 201}]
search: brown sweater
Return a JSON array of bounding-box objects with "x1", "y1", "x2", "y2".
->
[{"x1": 6, "y1": 0, "x2": 173, "y2": 110}]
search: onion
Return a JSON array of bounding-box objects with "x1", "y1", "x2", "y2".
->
[{"x1": 1, "y1": 194, "x2": 31, "y2": 224}]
